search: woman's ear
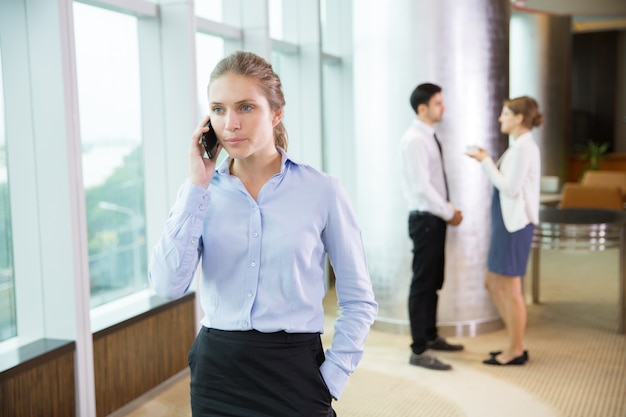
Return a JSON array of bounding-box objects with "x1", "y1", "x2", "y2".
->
[{"x1": 272, "y1": 108, "x2": 284, "y2": 127}]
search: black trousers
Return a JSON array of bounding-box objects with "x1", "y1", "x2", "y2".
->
[
  {"x1": 408, "y1": 211, "x2": 447, "y2": 355},
  {"x1": 188, "y1": 327, "x2": 336, "y2": 417}
]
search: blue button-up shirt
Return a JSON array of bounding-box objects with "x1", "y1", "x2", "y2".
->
[{"x1": 148, "y1": 148, "x2": 377, "y2": 399}]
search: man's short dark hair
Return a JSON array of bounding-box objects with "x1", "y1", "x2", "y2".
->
[{"x1": 409, "y1": 83, "x2": 442, "y2": 113}]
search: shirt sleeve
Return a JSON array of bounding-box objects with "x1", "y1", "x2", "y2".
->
[
  {"x1": 319, "y1": 176, "x2": 378, "y2": 400},
  {"x1": 402, "y1": 135, "x2": 454, "y2": 221},
  {"x1": 148, "y1": 180, "x2": 208, "y2": 300}
]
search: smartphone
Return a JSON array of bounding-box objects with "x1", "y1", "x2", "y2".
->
[{"x1": 201, "y1": 120, "x2": 219, "y2": 159}]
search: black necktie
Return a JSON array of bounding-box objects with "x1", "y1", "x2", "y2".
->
[{"x1": 434, "y1": 133, "x2": 449, "y2": 200}]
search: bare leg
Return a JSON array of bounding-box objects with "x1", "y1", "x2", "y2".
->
[
  {"x1": 485, "y1": 271, "x2": 508, "y2": 329},
  {"x1": 496, "y1": 275, "x2": 526, "y2": 363}
]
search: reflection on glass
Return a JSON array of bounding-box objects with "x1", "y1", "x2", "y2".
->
[
  {"x1": 73, "y1": 3, "x2": 147, "y2": 308},
  {"x1": 0, "y1": 46, "x2": 17, "y2": 342},
  {"x1": 196, "y1": 33, "x2": 225, "y2": 118},
  {"x1": 195, "y1": 0, "x2": 223, "y2": 21}
]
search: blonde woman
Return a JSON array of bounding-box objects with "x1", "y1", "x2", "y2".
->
[{"x1": 149, "y1": 51, "x2": 377, "y2": 415}]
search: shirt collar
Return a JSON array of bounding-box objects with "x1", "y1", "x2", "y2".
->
[
  {"x1": 216, "y1": 146, "x2": 300, "y2": 176},
  {"x1": 413, "y1": 118, "x2": 436, "y2": 136}
]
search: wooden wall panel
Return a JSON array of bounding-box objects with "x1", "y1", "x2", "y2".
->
[
  {"x1": 567, "y1": 152, "x2": 626, "y2": 182},
  {"x1": 93, "y1": 293, "x2": 195, "y2": 416},
  {"x1": 0, "y1": 344, "x2": 75, "y2": 417}
]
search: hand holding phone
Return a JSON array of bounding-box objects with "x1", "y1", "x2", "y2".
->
[{"x1": 201, "y1": 120, "x2": 219, "y2": 159}]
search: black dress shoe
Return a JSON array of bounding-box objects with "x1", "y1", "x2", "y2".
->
[
  {"x1": 427, "y1": 336, "x2": 464, "y2": 351},
  {"x1": 482, "y1": 354, "x2": 527, "y2": 366},
  {"x1": 409, "y1": 352, "x2": 452, "y2": 370},
  {"x1": 489, "y1": 350, "x2": 529, "y2": 361}
]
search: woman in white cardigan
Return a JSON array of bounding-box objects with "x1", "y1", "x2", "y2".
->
[{"x1": 467, "y1": 96, "x2": 543, "y2": 366}]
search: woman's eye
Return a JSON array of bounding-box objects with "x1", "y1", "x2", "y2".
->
[
  {"x1": 212, "y1": 107, "x2": 223, "y2": 114},
  {"x1": 241, "y1": 104, "x2": 253, "y2": 112}
]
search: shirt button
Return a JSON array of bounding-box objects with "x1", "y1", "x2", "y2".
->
[
  {"x1": 199, "y1": 204, "x2": 205, "y2": 210},
  {"x1": 247, "y1": 291, "x2": 253, "y2": 297},
  {"x1": 243, "y1": 321, "x2": 248, "y2": 327},
  {"x1": 251, "y1": 261, "x2": 256, "y2": 267},
  {"x1": 191, "y1": 238, "x2": 197, "y2": 244},
  {"x1": 252, "y1": 232, "x2": 258, "y2": 238},
  {"x1": 203, "y1": 195, "x2": 209, "y2": 201}
]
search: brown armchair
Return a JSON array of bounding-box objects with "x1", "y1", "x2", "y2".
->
[
  {"x1": 559, "y1": 182, "x2": 624, "y2": 210},
  {"x1": 580, "y1": 170, "x2": 626, "y2": 203}
]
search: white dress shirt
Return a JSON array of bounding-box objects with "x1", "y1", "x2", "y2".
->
[{"x1": 400, "y1": 118, "x2": 455, "y2": 221}]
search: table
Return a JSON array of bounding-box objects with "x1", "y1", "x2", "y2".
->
[
  {"x1": 539, "y1": 192, "x2": 562, "y2": 206},
  {"x1": 531, "y1": 208, "x2": 626, "y2": 334}
]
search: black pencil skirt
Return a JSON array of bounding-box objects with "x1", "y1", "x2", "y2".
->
[{"x1": 188, "y1": 327, "x2": 336, "y2": 417}]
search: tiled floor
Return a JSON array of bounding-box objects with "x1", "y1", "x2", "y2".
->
[{"x1": 112, "y1": 249, "x2": 626, "y2": 417}]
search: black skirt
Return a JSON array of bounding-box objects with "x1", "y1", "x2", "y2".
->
[{"x1": 188, "y1": 327, "x2": 336, "y2": 417}]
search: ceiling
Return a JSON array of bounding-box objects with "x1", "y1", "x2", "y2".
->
[{"x1": 512, "y1": 0, "x2": 626, "y2": 32}]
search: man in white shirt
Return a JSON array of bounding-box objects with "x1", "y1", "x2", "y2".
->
[{"x1": 400, "y1": 83, "x2": 464, "y2": 370}]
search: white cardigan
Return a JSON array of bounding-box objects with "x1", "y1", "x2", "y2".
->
[{"x1": 481, "y1": 132, "x2": 540, "y2": 233}]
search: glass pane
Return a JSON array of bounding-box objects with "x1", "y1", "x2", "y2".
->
[
  {"x1": 269, "y1": 0, "x2": 283, "y2": 40},
  {"x1": 270, "y1": 50, "x2": 285, "y2": 79},
  {"x1": 73, "y1": 3, "x2": 147, "y2": 308},
  {"x1": 195, "y1": 0, "x2": 223, "y2": 21},
  {"x1": 0, "y1": 46, "x2": 17, "y2": 342},
  {"x1": 196, "y1": 33, "x2": 225, "y2": 118},
  {"x1": 320, "y1": 0, "x2": 340, "y2": 56}
]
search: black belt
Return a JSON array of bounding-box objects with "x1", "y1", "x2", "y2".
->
[
  {"x1": 204, "y1": 327, "x2": 320, "y2": 344},
  {"x1": 410, "y1": 210, "x2": 435, "y2": 217}
]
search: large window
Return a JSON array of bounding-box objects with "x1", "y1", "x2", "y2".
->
[
  {"x1": 0, "y1": 0, "x2": 341, "y2": 410},
  {"x1": 0, "y1": 48, "x2": 16, "y2": 342},
  {"x1": 73, "y1": 3, "x2": 147, "y2": 308}
]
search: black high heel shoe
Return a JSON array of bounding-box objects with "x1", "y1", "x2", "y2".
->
[
  {"x1": 482, "y1": 353, "x2": 527, "y2": 366},
  {"x1": 489, "y1": 350, "x2": 529, "y2": 361}
]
